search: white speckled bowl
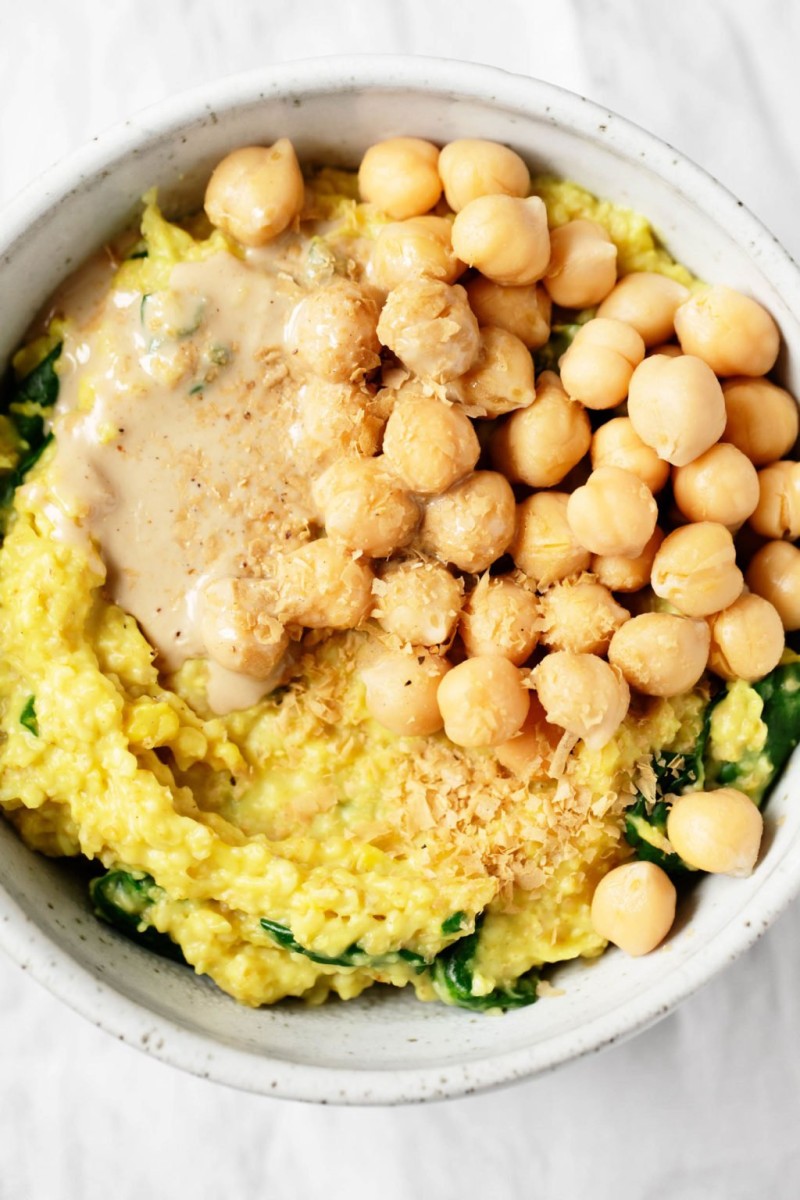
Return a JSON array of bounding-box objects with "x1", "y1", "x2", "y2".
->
[{"x1": 1, "y1": 57, "x2": 799, "y2": 1105}]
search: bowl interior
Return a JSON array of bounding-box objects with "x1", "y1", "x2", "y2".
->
[{"x1": 2, "y1": 60, "x2": 799, "y2": 1103}]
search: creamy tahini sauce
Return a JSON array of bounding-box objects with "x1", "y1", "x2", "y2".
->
[{"x1": 48, "y1": 247, "x2": 325, "y2": 711}]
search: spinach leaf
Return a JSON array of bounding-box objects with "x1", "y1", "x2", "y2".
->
[
  {"x1": 652, "y1": 691, "x2": 719, "y2": 795},
  {"x1": 90, "y1": 869, "x2": 186, "y2": 964},
  {"x1": 260, "y1": 918, "x2": 427, "y2": 971},
  {"x1": 624, "y1": 694, "x2": 720, "y2": 871},
  {"x1": 441, "y1": 911, "x2": 468, "y2": 936},
  {"x1": 714, "y1": 662, "x2": 800, "y2": 803},
  {"x1": 0, "y1": 434, "x2": 54, "y2": 512},
  {"x1": 12, "y1": 432, "x2": 53, "y2": 480},
  {"x1": 754, "y1": 662, "x2": 800, "y2": 786},
  {"x1": 624, "y1": 795, "x2": 692, "y2": 876},
  {"x1": 19, "y1": 696, "x2": 38, "y2": 737},
  {"x1": 0, "y1": 344, "x2": 62, "y2": 518},
  {"x1": 10, "y1": 344, "x2": 61, "y2": 409},
  {"x1": 431, "y1": 921, "x2": 539, "y2": 1013},
  {"x1": 9, "y1": 411, "x2": 44, "y2": 447}
]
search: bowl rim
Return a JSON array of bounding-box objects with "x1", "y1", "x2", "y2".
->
[{"x1": 1, "y1": 53, "x2": 800, "y2": 1105}]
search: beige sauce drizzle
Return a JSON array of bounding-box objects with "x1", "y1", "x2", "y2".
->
[
  {"x1": 30, "y1": 248, "x2": 120, "y2": 338},
  {"x1": 206, "y1": 659, "x2": 281, "y2": 715},
  {"x1": 49, "y1": 250, "x2": 322, "y2": 710}
]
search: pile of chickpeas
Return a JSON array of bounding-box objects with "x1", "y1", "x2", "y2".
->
[{"x1": 202, "y1": 134, "x2": 800, "y2": 958}]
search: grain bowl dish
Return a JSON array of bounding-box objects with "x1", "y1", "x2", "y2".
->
[{"x1": 1, "y1": 125, "x2": 799, "y2": 1020}]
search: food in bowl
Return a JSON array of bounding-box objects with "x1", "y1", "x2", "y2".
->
[{"x1": 0, "y1": 133, "x2": 798, "y2": 1012}]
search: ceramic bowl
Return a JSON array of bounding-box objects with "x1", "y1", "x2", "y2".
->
[{"x1": 1, "y1": 56, "x2": 799, "y2": 1105}]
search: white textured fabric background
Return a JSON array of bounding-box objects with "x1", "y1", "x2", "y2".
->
[{"x1": 2, "y1": 2, "x2": 800, "y2": 1197}]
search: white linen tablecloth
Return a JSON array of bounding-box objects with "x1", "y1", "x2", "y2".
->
[{"x1": 1, "y1": 2, "x2": 799, "y2": 1196}]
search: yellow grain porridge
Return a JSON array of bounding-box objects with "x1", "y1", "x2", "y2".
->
[{"x1": 0, "y1": 134, "x2": 798, "y2": 1012}]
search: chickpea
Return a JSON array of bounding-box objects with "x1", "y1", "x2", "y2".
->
[
  {"x1": 511, "y1": 492, "x2": 591, "y2": 586},
  {"x1": 420, "y1": 471, "x2": 516, "y2": 574},
  {"x1": 673, "y1": 442, "x2": 760, "y2": 528},
  {"x1": 369, "y1": 216, "x2": 463, "y2": 293},
  {"x1": 746, "y1": 540, "x2": 800, "y2": 630},
  {"x1": 544, "y1": 219, "x2": 618, "y2": 308},
  {"x1": 460, "y1": 576, "x2": 540, "y2": 664},
  {"x1": 313, "y1": 457, "x2": 419, "y2": 557},
  {"x1": 591, "y1": 527, "x2": 664, "y2": 594},
  {"x1": 749, "y1": 461, "x2": 800, "y2": 540},
  {"x1": 722, "y1": 377, "x2": 799, "y2": 466},
  {"x1": 437, "y1": 655, "x2": 530, "y2": 748},
  {"x1": 287, "y1": 279, "x2": 381, "y2": 383},
  {"x1": 596, "y1": 272, "x2": 690, "y2": 345},
  {"x1": 377, "y1": 279, "x2": 480, "y2": 383},
  {"x1": 382, "y1": 393, "x2": 479, "y2": 495},
  {"x1": 591, "y1": 862, "x2": 676, "y2": 957},
  {"x1": 532, "y1": 651, "x2": 630, "y2": 750},
  {"x1": 373, "y1": 560, "x2": 464, "y2": 646},
  {"x1": 559, "y1": 318, "x2": 645, "y2": 411},
  {"x1": 491, "y1": 371, "x2": 591, "y2": 488},
  {"x1": 608, "y1": 612, "x2": 710, "y2": 697},
  {"x1": 567, "y1": 467, "x2": 658, "y2": 558},
  {"x1": 200, "y1": 577, "x2": 288, "y2": 678},
  {"x1": 708, "y1": 593, "x2": 785, "y2": 682},
  {"x1": 651, "y1": 522, "x2": 743, "y2": 617},
  {"x1": 271, "y1": 539, "x2": 374, "y2": 628},
  {"x1": 438, "y1": 138, "x2": 530, "y2": 212},
  {"x1": 451, "y1": 195, "x2": 550, "y2": 287},
  {"x1": 674, "y1": 285, "x2": 780, "y2": 377},
  {"x1": 361, "y1": 647, "x2": 450, "y2": 737},
  {"x1": 298, "y1": 379, "x2": 383, "y2": 463},
  {"x1": 627, "y1": 354, "x2": 726, "y2": 467},
  {"x1": 590, "y1": 417, "x2": 670, "y2": 495},
  {"x1": 465, "y1": 277, "x2": 551, "y2": 350},
  {"x1": 358, "y1": 137, "x2": 442, "y2": 219},
  {"x1": 648, "y1": 343, "x2": 683, "y2": 358},
  {"x1": 494, "y1": 695, "x2": 562, "y2": 778},
  {"x1": 666, "y1": 789, "x2": 763, "y2": 877},
  {"x1": 204, "y1": 140, "x2": 304, "y2": 247},
  {"x1": 540, "y1": 580, "x2": 629, "y2": 656},
  {"x1": 449, "y1": 326, "x2": 536, "y2": 418}
]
